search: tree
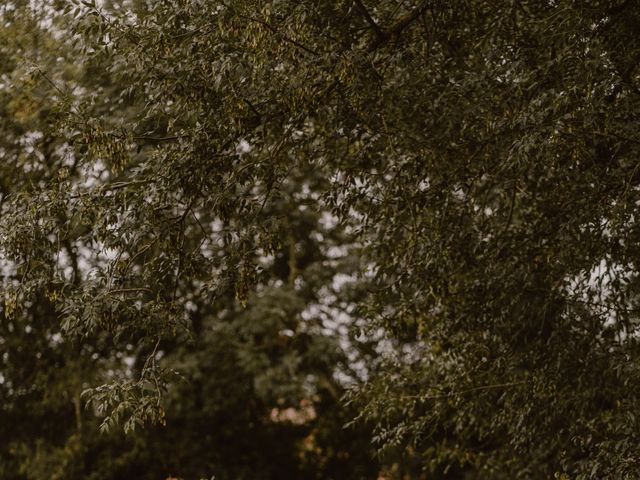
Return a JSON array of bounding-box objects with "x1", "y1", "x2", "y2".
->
[
  {"x1": 2, "y1": 0, "x2": 640, "y2": 478},
  {"x1": 0, "y1": 2, "x2": 380, "y2": 479}
]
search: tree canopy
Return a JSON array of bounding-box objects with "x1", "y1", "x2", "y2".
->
[{"x1": 1, "y1": 0, "x2": 640, "y2": 478}]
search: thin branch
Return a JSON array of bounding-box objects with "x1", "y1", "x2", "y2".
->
[
  {"x1": 123, "y1": 237, "x2": 159, "y2": 278},
  {"x1": 36, "y1": 67, "x2": 68, "y2": 98},
  {"x1": 367, "y1": 1, "x2": 430, "y2": 52},
  {"x1": 107, "y1": 287, "x2": 152, "y2": 295},
  {"x1": 593, "y1": 130, "x2": 640, "y2": 146},
  {"x1": 141, "y1": 336, "x2": 162, "y2": 377},
  {"x1": 354, "y1": 0, "x2": 386, "y2": 41},
  {"x1": 133, "y1": 135, "x2": 184, "y2": 142},
  {"x1": 35, "y1": 67, "x2": 83, "y2": 118},
  {"x1": 173, "y1": 200, "x2": 194, "y2": 302},
  {"x1": 404, "y1": 381, "x2": 527, "y2": 401},
  {"x1": 242, "y1": 14, "x2": 320, "y2": 56}
]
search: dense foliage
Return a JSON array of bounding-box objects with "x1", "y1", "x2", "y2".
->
[{"x1": 2, "y1": 0, "x2": 640, "y2": 478}]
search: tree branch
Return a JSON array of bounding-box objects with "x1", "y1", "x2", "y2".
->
[
  {"x1": 242, "y1": 15, "x2": 320, "y2": 56},
  {"x1": 354, "y1": 0, "x2": 386, "y2": 41},
  {"x1": 367, "y1": 1, "x2": 430, "y2": 52}
]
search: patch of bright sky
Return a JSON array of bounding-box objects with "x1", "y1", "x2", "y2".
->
[
  {"x1": 565, "y1": 255, "x2": 634, "y2": 331},
  {"x1": 235, "y1": 139, "x2": 251, "y2": 155}
]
